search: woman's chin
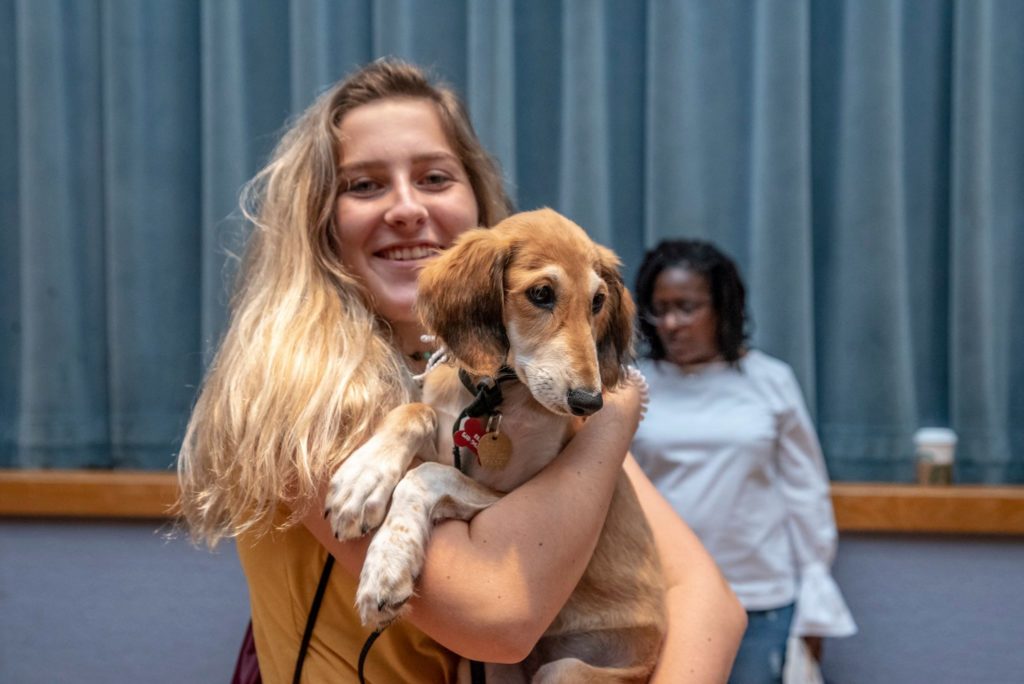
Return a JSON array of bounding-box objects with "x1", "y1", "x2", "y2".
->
[
  {"x1": 373, "y1": 295, "x2": 418, "y2": 326},
  {"x1": 666, "y1": 346, "x2": 716, "y2": 368}
]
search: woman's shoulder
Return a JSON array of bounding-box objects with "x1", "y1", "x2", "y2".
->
[
  {"x1": 739, "y1": 350, "x2": 803, "y2": 402},
  {"x1": 740, "y1": 349, "x2": 794, "y2": 378},
  {"x1": 635, "y1": 357, "x2": 670, "y2": 381},
  {"x1": 636, "y1": 357, "x2": 658, "y2": 374}
]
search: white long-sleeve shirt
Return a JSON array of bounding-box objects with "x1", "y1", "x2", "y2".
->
[{"x1": 632, "y1": 351, "x2": 856, "y2": 638}]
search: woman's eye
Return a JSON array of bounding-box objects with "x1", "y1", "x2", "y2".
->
[
  {"x1": 592, "y1": 292, "x2": 606, "y2": 315},
  {"x1": 526, "y1": 285, "x2": 556, "y2": 310},
  {"x1": 343, "y1": 178, "x2": 382, "y2": 196},
  {"x1": 419, "y1": 171, "x2": 452, "y2": 188}
]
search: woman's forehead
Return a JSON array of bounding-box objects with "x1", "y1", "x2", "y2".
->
[
  {"x1": 337, "y1": 98, "x2": 455, "y2": 164},
  {"x1": 653, "y1": 266, "x2": 709, "y2": 297}
]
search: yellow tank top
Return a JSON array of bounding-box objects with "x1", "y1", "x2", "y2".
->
[{"x1": 237, "y1": 513, "x2": 457, "y2": 683}]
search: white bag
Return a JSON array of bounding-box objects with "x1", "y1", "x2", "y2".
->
[{"x1": 783, "y1": 636, "x2": 824, "y2": 684}]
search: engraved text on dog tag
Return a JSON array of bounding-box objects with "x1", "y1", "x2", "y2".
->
[{"x1": 478, "y1": 431, "x2": 512, "y2": 469}]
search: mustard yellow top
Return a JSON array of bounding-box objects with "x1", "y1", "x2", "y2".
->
[{"x1": 237, "y1": 512, "x2": 457, "y2": 683}]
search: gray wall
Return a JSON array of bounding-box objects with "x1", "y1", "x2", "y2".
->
[
  {"x1": 1, "y1": 520, "x2": 1022, "y2": 683},
  {"x1": 0, "y1": 519, "x2": 248, "y2": 683},
  {"x1": 822, "y1": 532, "x2": 1024, "y2": 683}
]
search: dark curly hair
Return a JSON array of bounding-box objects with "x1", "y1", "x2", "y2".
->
[{"x1": 634, "y1": 239, "x2": 750, "y2": 363}]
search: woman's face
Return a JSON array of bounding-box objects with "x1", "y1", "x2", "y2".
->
[
  {"x1": 649, "y1": 266, "x2": 721, "y2": 367},
  {"x1": 334, "y1": 98, "x2": 479, "y2": 331}
]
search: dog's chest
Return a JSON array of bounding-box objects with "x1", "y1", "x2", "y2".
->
[{"x1": 430, "y1": 381, "x2": 574, "y2": 493}]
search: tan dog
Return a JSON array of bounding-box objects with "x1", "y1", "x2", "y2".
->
[{"x1": 326, "y1": 208, "x2": 666, "y2": 682}]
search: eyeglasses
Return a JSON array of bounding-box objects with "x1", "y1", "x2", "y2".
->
[{"x1": 640, "y1": 299, "x2": 711, "y2": 326}]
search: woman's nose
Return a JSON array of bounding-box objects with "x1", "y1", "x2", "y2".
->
[
  {"x1": 384, "y1": 182, "x2": 428, "y2": 230},
  {"x1": 659, "y1": 310, "x2": 688, "y2": 329}
]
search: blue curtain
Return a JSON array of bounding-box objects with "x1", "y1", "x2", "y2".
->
[{"x1": 1, "y1": 0, "x2": 1021, "y2": 482}]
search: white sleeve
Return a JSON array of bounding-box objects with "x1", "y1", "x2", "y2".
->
[{"x1": 774, "y1": 365, "x2": 857, "y2": 638}]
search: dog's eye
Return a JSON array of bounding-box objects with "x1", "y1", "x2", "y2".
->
[
  {"x1": 526, "y1": 285, "x2": 556, "y2": 310},
  {"x1": 592, "y1": 292, "x2": 606, "y2": 315}
]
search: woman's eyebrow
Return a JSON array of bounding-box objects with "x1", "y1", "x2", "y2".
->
[
  {"x1": 411, "y1": 151, "x2": 460, "y2": 165},
  {"x1": 339, "y1": 152, "x2": 460, "y2": 175}
]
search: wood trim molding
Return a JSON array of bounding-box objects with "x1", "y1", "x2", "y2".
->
[
  {"x1": 831, "y1": 482, "x2": 1024, "y2": 535},
  {"x1": 0, "y1": 470, "x2": 178, "y2": 519},
  {"x1": 2, "y1": 471, "x2": 1024, "y2": 534}
]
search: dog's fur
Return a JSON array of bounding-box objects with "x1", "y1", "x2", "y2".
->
[{"x1": 326, "y1": 208, "x2": 666, "y2": 682}]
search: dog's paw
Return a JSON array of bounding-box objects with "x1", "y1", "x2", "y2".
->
[
  {"x1": 325, "y1": 438, "x2": 405, "y2": 541},
  {"x1": 355, "y1": 520, "x2": 427, "y2": 629}
]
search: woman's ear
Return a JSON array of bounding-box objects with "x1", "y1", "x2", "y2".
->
[
  {"x1": 417, "y1": 228, "x2": 510, "y2": 375},
  {"x1": 595, "y1": 245, "x2": 636, "y2": 387}
]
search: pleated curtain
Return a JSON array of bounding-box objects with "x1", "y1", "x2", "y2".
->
[{"x1": 1, "y1": 0, "x2": 1021, "y2": 482}]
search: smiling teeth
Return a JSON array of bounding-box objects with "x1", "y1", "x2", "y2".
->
[{"x1": 379, "y1": 245, "x2": 440, "y2": 261}]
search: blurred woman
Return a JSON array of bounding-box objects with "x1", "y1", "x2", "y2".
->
[{"x1": 631, "y1": 239, "x2": 856, "y2": 684}]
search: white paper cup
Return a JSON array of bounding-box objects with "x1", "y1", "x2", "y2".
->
[{"x1": 913, "y1": 427, "x2": 957, "y2": 485}]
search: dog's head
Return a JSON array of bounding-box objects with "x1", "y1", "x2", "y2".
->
[{"x1": 417, "y1": 208, "x2": 635, "y2": 416}]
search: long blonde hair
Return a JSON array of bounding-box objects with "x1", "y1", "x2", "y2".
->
[{"x1": 178, "y1": 59, "x2": 512, "y2": 545}]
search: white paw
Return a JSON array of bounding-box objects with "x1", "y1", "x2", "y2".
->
[
  {"x1": 355, "y1": 509, "x2": 428, "y2": 628},
  {"x1": 325, "y1": 436, "x2": 405, "y2": 541}
]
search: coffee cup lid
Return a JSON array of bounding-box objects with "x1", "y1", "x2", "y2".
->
[{"x1": 913, "y1": 427, "x2": 957, "y2": 446}]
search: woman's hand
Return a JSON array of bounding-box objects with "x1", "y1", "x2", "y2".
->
[
  {"x1": 601, "y1": 374, "x2": 644, "y2": 435},
  {"x1": 803, "y1": 636, "x2": 823, "y2": 661}
]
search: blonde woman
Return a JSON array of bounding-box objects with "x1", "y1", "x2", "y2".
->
[{"x1": 178, "y1": 59, "x2": 745, "y2": 683}]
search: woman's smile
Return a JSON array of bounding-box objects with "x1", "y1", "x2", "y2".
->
[{"x1": 373, "y1": 242, "x2": 444, "y2": 262}]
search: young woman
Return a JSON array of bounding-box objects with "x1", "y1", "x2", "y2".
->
[
  {"x1": 178, "y1": 60, "x2": 745, "y2": 683},
  {"x1": 631, "y1": 240, "x2": 856, "y2": 684}
]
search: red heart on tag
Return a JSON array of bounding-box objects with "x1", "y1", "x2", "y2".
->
[{"x1": 454, "y1": 417, "x2": 485, "y2": 454}]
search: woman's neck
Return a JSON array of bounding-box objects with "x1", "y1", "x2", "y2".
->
[
  {"x1": 671, "y1": 347, "x2": 747, "y2": 373},
  {"x1": 674, "y1": 354, "x2": 724, "y2": 373},
  {"x1": 389, "y1": 320, "x2": 432, "y2": 369}
]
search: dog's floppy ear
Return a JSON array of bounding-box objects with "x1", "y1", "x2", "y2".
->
[
  {"x1": 417, "y1": 228, "x2": 510, "y2": 375},
  {"x1": 595, "y1": 245, "x2": 636, "y2": 388}
]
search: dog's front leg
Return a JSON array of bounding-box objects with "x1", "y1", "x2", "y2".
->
[
  {"x1": 356, "y1": 461, "x2": 501, "y2": 628},
  {"x1": 325, "y1": 402, "x2": 438, "y2": 541}
]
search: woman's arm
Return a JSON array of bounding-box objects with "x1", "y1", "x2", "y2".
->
[
  {"x1": 301, "y1": 381, "x2": 643, "y2": 662},
  {"x1": 773, "y1": 365, "x2": 855, "y2": 641},
  {"x1": 622, "y1": 455, "x2": 747, "y2": 683}
]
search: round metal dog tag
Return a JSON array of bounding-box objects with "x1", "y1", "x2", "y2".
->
[{"x1": 478, "y1": 432, "x2": 512, "y2": 469}]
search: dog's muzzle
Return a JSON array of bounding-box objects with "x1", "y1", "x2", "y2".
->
[{"x1": 567, "y1": 388, "x2": 603, "y2": 416}]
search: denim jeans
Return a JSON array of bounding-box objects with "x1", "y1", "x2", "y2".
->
[{"x1": 728, "y1": 602, "x2": 795, "y2": 684}]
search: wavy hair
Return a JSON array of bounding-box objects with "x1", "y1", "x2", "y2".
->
[
  {"x1": 634, "y1": 239, "x2": 749, "y2": 364},
  {"x1": 178, "y1": 59, "x2": 512, "y2": 545}
]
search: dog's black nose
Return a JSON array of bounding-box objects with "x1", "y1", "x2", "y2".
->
[{"x1": 567, "y1": 389, "x2": 603, "y2": 416}]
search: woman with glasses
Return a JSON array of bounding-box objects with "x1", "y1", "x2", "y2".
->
[{"x1": 630, "y1": 240, "x2": 856, "y2": 684}]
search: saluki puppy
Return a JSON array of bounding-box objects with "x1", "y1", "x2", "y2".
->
[{"x1": 327, "y1": 208, "x2": 666, "y2": 682}]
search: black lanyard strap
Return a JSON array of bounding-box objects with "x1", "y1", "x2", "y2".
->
[{"x1": 293, "y1": 554, "x2": 335, "y2": 684}]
